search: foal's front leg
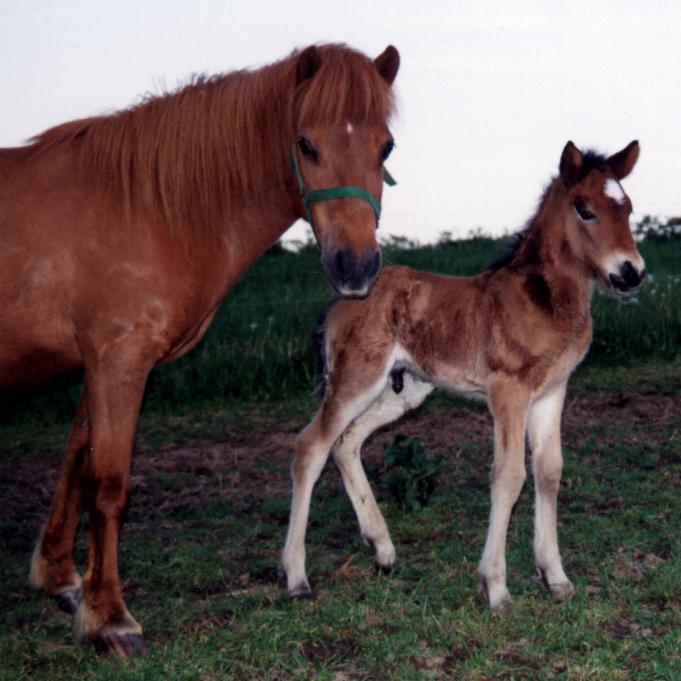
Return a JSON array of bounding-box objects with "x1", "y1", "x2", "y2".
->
[
  {"x1": 527, "y1": 381, "x2": 574, "y2": 601},
  {"x1": 478, "y1": 380, "x2": 529, "y2": 612}
]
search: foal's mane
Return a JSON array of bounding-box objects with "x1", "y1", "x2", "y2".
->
[
  {"x1": 28, "y1": 44, "x2": 395, "y2": 237},
  {"x1": 488, "y1": 149, "x2": 608, "y2": 271}
]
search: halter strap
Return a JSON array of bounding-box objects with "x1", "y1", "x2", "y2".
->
[{"x1": 292, "y1": 145, "x2": 396, "y2": 228}]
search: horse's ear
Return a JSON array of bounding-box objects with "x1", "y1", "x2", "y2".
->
[
  {"x1": 607, "y1": 140, "x2": 640, "y2": 180},
  {"x1": 374, "y1": 45, "x2": 400, "y2": 85},
  {"x1": 296, "y1": 46, "x2": 321, "y2": 86},
  {"x1": 559, "y1": 141, "x2": 583, "y2": 186}
]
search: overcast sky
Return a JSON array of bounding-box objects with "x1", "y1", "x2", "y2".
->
[{"x1": 1, "y1": 1, "x2": 679, "y2": 243}]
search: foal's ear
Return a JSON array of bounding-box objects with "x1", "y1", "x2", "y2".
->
[
  {"x1": 559, "y1": 141, "x2": 583, "y2": 186},
  {"x1": 296, "y1": 45, "x2": 321, "y2": 86},
  {"x1": 607, "y1": 140, "x2": 640, "y2": 180},
  {"x1": 374, "y1": 45, "x2": 400, "y2": 85}
]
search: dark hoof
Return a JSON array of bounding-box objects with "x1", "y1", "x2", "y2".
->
[
  {"x1": 94, "y1": 631, "x2": 147, "y2": 658},
  {"x1": 288, "y1": 583, "x2": 314, "y2": 600},
  {"x1": 54, "y1": 587, "x2": 82, "y2": 614},
  {"x1": 374, "y1": 562, "x2": 392, "y2": 576}
]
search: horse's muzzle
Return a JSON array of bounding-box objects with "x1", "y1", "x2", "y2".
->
[
  {"x1": 324, "y1": 247, "x2": 381, "y2": 298},
  {"x1": 609, "y1": 260, "x2": 646, "y2": 293}
]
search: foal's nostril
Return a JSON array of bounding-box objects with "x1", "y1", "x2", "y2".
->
[{"x1": 620, "y1": 260, "x2": 641, "y2": 287}]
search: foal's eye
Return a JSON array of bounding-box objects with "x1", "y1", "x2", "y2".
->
[
  {"x1": 298, "y1": 137, "x2": 318, "y2": 162},
  {"x1": 574, "y1": 198, "x2": 596, "y2": 222},
  {"x1": 380, "y1": 139, "x2": 395, "y2": 162}
]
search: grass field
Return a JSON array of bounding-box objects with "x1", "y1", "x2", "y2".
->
[{"x1": 0, "y1": 232, "x2": 679, "y2": 679}]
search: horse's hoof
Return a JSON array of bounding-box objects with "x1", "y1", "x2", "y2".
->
[
  {"x1": 93, "y1": 631, "x2": 147, "y2": 658},
  {"x1": 288, "y1": 581, "x2": 314, "y2": 600},
  {"x1": 54, "y1": 586, "x2": 82, "y2": 614},
  {"x1": 548, "y1": 580, "x2": 575, "y2": 602}
]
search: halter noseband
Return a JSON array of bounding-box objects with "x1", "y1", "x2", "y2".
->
[{"x1": 292, "y1": 145, "x2": 396, "y2": 228}]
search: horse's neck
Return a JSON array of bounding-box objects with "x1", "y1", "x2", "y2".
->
[{"x1": 218, "y1": 184, "x2": 300, "y2": 289}]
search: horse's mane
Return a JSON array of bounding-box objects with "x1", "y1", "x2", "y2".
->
[
  {"x1": 28, "y1": 44, "x2": 395, "y2": 237},
  {"x1": 487, "y1": 149, "x2": 609, "y2": 271}
]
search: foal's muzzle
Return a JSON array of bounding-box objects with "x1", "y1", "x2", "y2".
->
[
  {"x1": 324, "y1": 247, "x2": 381, "y2": 298},
  {"x1": 609, "y1": 260, "x2": 646, "y2": 293}
]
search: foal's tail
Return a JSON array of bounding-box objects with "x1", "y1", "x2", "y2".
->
[{"x1": 312, "y1": 298, "x2": 340, "y2": 399}]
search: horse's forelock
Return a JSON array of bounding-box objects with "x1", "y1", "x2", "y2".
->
[{"x1": 294, "y1": 45, "x2": 395, "y2": 128}]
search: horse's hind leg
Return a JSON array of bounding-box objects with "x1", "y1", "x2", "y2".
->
[
  {"x1": 332, "y1": 372, "x2": 433, "y2": 570},
  {"x1": 528, "y1": 381, "x2": 574, "y2": 601},
  {"x1": 30, "y1": 391, "x2": 89, "y2": 614},
  {"x1": 280, "y1": 374, "x2": 389, "y2": 598}
]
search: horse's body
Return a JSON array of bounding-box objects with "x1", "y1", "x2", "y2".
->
[
  {"x1": 281, "y1": 141, "x2": 645, "y2": 612},
  {"x1": 2, "y1": 43, "x2": 400, "y2": 655}
]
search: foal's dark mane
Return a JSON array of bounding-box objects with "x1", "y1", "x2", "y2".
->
[
  {"x1": 27, "y1": 44, "x2": 395, "y2": 237},
  {"x1": 487, "y1": 149, "x2": 608, "y2": 272}
]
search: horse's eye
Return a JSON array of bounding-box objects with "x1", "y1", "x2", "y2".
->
[
  {"x1": 574, "y1": 197, "x2": 596, "y2": 222},
  {"x1": 381, "y1": 139, "x2": 395, "y2": 162},
  {"x1": 298, "y1": 137, "x2": 318, "y2": 162}
]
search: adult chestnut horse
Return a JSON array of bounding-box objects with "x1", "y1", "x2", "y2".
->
[
  {"x1": 0, "y1": 43, "x2": 400, "y2": 655},
  {"x1": 281, "y1": 140, "x2": 645, "y2": 611}
]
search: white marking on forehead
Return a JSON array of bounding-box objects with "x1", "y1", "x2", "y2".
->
[
  {"x1": 604, "y1": 178, "x2": 626, "y2": 204},
  {"x1": 346, "y1": 122, "x2": 353, "y2": 135}
]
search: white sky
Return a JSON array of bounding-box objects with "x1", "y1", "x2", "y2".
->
[{"x1": 1, "y1": 0, "x2": 679, "y2": 243}]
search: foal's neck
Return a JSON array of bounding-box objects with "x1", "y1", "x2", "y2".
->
[{"x1": 513, "y1": 180, "x2": 594, "y2": 312}]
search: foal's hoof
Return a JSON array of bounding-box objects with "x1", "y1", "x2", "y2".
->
[
  {"x1": 548, "y1": 580, "x2": 575, "y2": 602},
  {"x1": 477, "y1": 578, "x2": 513, "y2": 614},
  {"x1": 374, "y1": 562, "x2": 392, "y2": 576},
  {"x1": 54, "y1": 587, "x2": 82, "y2": 614},
  {"x1": 288, "y1": 581, "x2": 314, "y2": 600},
  {"x1": 490, "y1": 595, "x2": 514, "y2": 615},
  {"x1": 93, "y1": 631, "x2": 147, "y2": 658}
]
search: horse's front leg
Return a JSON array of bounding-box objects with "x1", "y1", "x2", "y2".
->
[
  {"x1": 478, "y1": 379, "x2": 529, "y2": 612},
  {"x1": 527, "y1": 381, "x2": 574, "y2": 601},
  {"x1": 30, "y1": 391, "x2": 89, "y2": 614},
  {"x1": 73, "y1": 352, "x2": 150, "y2": 657}
]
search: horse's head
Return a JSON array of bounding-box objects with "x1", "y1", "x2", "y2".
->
[
  {"x1": 292, "y1": 44, "x2": 400, "y2": 298},
  {"x1": 560, "y1": 140, "x2": 645, "y2": 294}
]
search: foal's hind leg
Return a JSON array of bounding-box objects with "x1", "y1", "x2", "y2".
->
[
  {"x1": 478, "y1": 378, "x2": 530, "y2": 612},
  {"x1": 30, "y1": 391, "x2": 89, "y2": 613},
  {"x1": 281, "y1": 374, "x2": 389, "y2": 597},
  {"x1": 528, "y1": 381, "x2": 574, "y2": 601},
  {"x1": 332, "y1": 373, "x2": 433, "y2": 570}
]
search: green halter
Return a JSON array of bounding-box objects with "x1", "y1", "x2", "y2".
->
[{"x1": 292, "y1": 145, "x2": 396, "y2": 228}]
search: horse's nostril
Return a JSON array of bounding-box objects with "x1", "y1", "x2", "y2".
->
[
  {"x1": 334, "y1": 249, "x2": 352, "y2": 280},
  {"x1": 366, "y1": 250, "x2": 381, "y2": 280}
]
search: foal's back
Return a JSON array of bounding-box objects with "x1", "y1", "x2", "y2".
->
[{"x1": 325, "y1": 262, "x2": 592, "y2": 398}]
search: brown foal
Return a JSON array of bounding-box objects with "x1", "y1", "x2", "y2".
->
[
  {"x1": 0, "y1": 43, "x2": 400, "y2": 655},
  {"x1": 281, "y1": 140, "x2": 645, "y2": 611}
]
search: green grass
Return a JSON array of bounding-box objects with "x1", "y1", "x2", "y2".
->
[{"x1": 1, "y1": 363, "x2": 680, "y2": 680}]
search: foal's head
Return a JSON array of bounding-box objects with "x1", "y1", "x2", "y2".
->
[
  {"x1": 292, "y1": 44, "x2": 400, "y2": 297},
  {"x1": 559, "y1": 140, "x2": 645, "y2": 293}
]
